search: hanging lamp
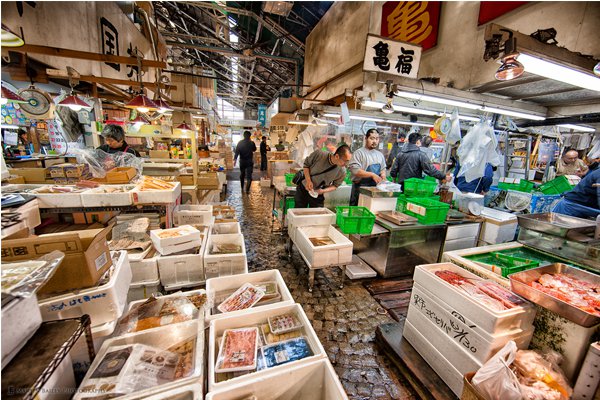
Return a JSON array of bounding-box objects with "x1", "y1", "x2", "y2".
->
[
  {"x1": 1, "y1": 24, "x2": 24, "y2": 47},
  {"x1": 1, "y1": 85, "x2": 28, "y2": 105},
  {"x1": 57, "y1": 68, "x2": 92, "y2": 111},
  {"x1": 495, "y1": 31, "x2": 524, "y2": 81},
  {"x1": 125, "y1": 49, "x2": 159, "y2": 113}
]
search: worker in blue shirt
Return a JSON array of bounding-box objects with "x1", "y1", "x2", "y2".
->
[
  {"x1": 454, "y1": 160, "x2": 494, "y2": 194},
  {"x1": 552, "y1": 168, "x2": 600, "y2": 219}
]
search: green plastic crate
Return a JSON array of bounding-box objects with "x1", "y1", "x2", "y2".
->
[
  {"x1": 336, "y1": 206, "x2": 376, "y2": 234},
  {"x1": 404, "y1": 197, "x2": 449, "y2": 225},
  {"x1": 497, "y1": 179, "x2": 535, "y2": 193},
  {"x1": 285, "y1": 173, "x2": 296, "y2": 186},
  {"x1": 538, "y1": 176, "x2": 574, "y2": 195},
  {"x1": 279, "y1": 197, "x2": 295, "y2": 214},
  {"x1": 396, "y1": 194, "x2": 439, "y2": 213},
  {"x1": 344, "y1": 170, "x2": 352, "y2": 185},
  {"x1": 467, "y1": 252, "x2": 539, "y2": 278},
  {"x1": 403, "y1": 178, "x2": 437, "y2": 197}
]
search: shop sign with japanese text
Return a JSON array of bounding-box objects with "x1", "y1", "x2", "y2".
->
[{"x1": 363, "y1": 34, "x2": 422, "y2": 79}]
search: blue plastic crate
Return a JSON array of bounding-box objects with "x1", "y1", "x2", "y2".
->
[{"x1": 529, "y1": 193, "x2": 562, "y2": 214}]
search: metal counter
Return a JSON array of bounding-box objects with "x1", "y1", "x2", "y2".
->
[{"x1": 350, "y1": 218, "x2": 447, "y2": 278}]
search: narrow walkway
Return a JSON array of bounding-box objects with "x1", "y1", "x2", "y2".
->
[{"x1": 226, "y1": 179, "x2": 417, "y2": 400}]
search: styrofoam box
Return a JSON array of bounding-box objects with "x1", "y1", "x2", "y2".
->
[
  {"x1": 287, "y1": 208, "x2": 336, "y2": 244},
  {"x1": 127, "y1": 289, "x2": 207, "y2": 317},
  {"x1": 130, "y1": 256, "x2": 159, "y2": 284},
  {"x1": 413, "y1": 263, "x2": 535, "y2": 333},
  {"x1": 345, "y1": 255, "x2": 377, "y2": 280},
  {"x1": 208, "y1": 303, "x2": 326, "y2": 391},
  {"x1": 127, "y1": 279, "x2": 162, "y2": 303},
  {"x1": 409, "y1": 283, "x2": 533, "y2": 364},
  {"x1": 151, "y1": 225, "x2": 202, "y2": 248},
  {"x1": 124, "y1": 382, "x2": 203, "y2": 400},
  {"x1": 70, "y1": 318, "x2": 118, "y2": 380},
  {"x1": 155, "y1": 239, "x2": 203, "y2": 256},
  {"x1": 174, "y1": 204, "x2": 213, "y2": 226},
  {"x1": 573, "y1": 342, "x2": 600, "y2": 400},
  {"x1": 206, "y1": 358, "x2": 348, "y2": 400},
  {"x1": 358, "y1": 195, "x2": 398, "y2": 213},
  {"x1": 73, "y1": 319, "x2": 204, "y2": 400},
  {"x1": 1, "y1": 293, "x2": 42, "y2": 367},
  {"x1": 445, "y1": 223, "x2": 480, "y2": 241},
  {"x1": 40, "y1": 353, "x2": 77, "y2": 400},
  {"x1": 443, "y1": 237, "x2": 479, "y2": 253},
  {"x1": 480, "y1": 207, "x2": 518, "y2": 244},
  {"x1": 205, "y1": 270, "x2": 294, "y2": 322},
  {"x1": 403, "y1": 319, "x2": 464, "y2": 397},
  {"x1": 204, "y1": 234, "x2": 248, "y2": 280},
  {"x1": 295, "y1": 225, "x2": 353, "y2": 268},
  {"x1": 81, "y1": 185, "x2": 135, "y2": 207},
  {"x1": 211, "y1": 222, "x2": 241, "y2": 235},
  {"x1": 38, "y1": 251, "x2": 132, "y2": 327},
  {"x1": 32, "y1": 186, "x2": 88, "y2": 208},
  {"x1": 158, "y1": 231, "x2": 208, "y2": 289},
  {"x1": 132, "y1": 181, "x2": 181, "y2": 204}
]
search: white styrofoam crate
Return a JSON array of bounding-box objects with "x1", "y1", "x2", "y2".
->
[
  {"x1": 132, "y1": 181, "x2": 181, "y2": 204},
  {"x1": 413, "y1": 263, "x2": 536, "y2": 333},
  {"x1": 208, "y1": 303, "x2": 326, "y2": 392},
  {"x1": 81, "y1": 185, "x2": 135, "y2": 207},
  {"x1": 130, "y1": 256, "x2": 159, "y2": 284},
  {"x1": 40, "y1": 354, "x2": 76, "y2": 400},
  {"x1": 151, "y1": 225, "x2": 202, "y2": 248},
  {"x1": 443, "y1": 237, "x2": 479, "y2": 253},
  {"x1": 205, "y1": 270, "x2": 294, "y2": 322},
  {"x1": 402, "y1": 319, "x2": 464, "y2": 397},
  {"x1": 295, "y1": 225, "x2": 353, "y2": 268},
  {"x1": 74, "y1": 319, "x2": 204, "y2": 399},
  {"x1": 287, "y1": 208, "x2": 336, "y2": 243},
  {"x1": 345, "y1": 255, "x2": 377, "y2": 280},
  {"x1": 32, "y1": 186, "x2": 87, "y2": 208},
  {"x1": 155, "y1": 239, "x2": 203, "y2": 256},
  {"x1": 158, "y1": 231, "x2": 208, "y2": 289},
  {"x1": 573, "y1": 342, "x2": 600, "y2": 400},
  {"x1": 205, "y1": 358, "x2": 347, "y2": 400},
  {"x1": 357, "y1": 195, "x2": 398, "y2": 213},
  {"x1": 127, "y1": 279, "x2": 162, "y2": 303},
  {"x1": 127, "y1": 289, "x2": 207, "y2": 316},
  {"x1": 203, "y1": 234, "x2": 247, "y2": 280},
  {"x1": 126, "y1": 382, "x2": 203, "y2": 400},
  {"x1": 410, "y1": 283, "x2": 533, "y2": 364},
  {"x1": 211, "y1": 222, "x2": 241, "y2": 235},
  {"x1": 174, "y1": 204, "x2": 213, "y2": 226},
  {"x1": 38, "y1": 251, "x2": 132, "y2": 327},
  {"x1": 480, "y1": 207, "x2": 518, "y2": 244},
  {"x1": 445, "y1": 223, "x2": 480, "y2": 241},
  {"x1": 1, "y1": 293, "x2": 42, "y2": 368}
]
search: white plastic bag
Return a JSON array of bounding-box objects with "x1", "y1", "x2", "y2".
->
[
  {"x1": 71, "y1": 148, "x2": 143, "y2": 178},
  {"x1": 457, "y1": 121, "x2": 501, "y2": 183},
  {"x1": 376, "y1": 181, "x2": 402, "y2": 192},
  {"x1": 471, "y1": 341, "x2": 522, "y2": 400},
  {"x1": 447, "y1": 109, "x2": 462, "y2": 145}
]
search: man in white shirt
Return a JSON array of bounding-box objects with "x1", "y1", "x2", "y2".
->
[{"x1": 348, "y1": 129, "x2": 387, "y2": 206}]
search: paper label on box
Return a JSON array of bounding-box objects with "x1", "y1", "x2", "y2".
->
[
  {"x1": 407, "y1": 203, "x2": 426, "y2": 216},
  {"x1": 274, "y1": 350, "x2": 289, "y2": 363},
  {"x1": 95, "y1": 252, "x2": 108, "y2": 271}
]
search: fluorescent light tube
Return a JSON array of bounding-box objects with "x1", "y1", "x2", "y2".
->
[
  {"x1": 394, "y1": 90, "x2": 481, "y2": 110},
  {"x1": 557, "y1": 124, "x2": 595, "y2": 132},
  {"x1": 479, "y1": 105, "x2": 546, "y2": 121},
  {"x1": 322, "y1": 113, "x2": 341, "y2": 118},
  {"x1": 288, "y1": 120, "x2": 311, "y2": 125},
  {"x1": 440, "y1": 113, "x2": 481, "y2": 122},
  {"x1": 385, "y1": 120, "x2": 434, "y2": 127},
  {"x1": 517, "y1": 53, "x2": 600, "y2": 92},
  {"x1": 350, "y1": 116, "x2": 385, "y2": 122},
  {"x1": 363, "y1": 99, "x2": 445, "y2": 116}
]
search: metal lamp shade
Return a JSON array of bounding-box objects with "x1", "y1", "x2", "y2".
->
[
  {"x1": 495, "y1": 56, "x2": 525, "y2": 81},
  {"x1": 125, "y1": 94, "x2": 159, "y2": 112}
]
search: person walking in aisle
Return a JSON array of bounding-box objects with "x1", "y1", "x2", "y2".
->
[
  {"x1": 348, "y1": 128, "x2": 387, "y2": 206},
  {"x1": 295, "y1": 145, "x2": 352, "y2": 208},
  {"x1": 234, "y1": 130, "x2": 257, "y2": 193},
  {"x1": 390, "y1": 133, "x2": 450, "y2": 185},
  {"x1": 260, "y1": 136, "x2": 270, "y2": 171}
]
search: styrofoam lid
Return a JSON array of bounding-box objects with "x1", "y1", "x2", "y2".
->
[
  {"x1": 481, "y1": 207, "x2": 517, "y2": 221},
  {"x1": 345, "y1": 263, "x2": 377, "y2": 279}
]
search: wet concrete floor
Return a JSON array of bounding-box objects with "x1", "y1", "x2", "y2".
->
[{"x1": 226, "y1": 179, "x2": 417, "y2": 400}]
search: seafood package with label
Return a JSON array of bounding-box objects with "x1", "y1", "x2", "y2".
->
[
  {"x1": 262, "y1": 337, "x2": 312, "y2": 368},
  {"x1": 215, "y1": 328, "x2": 259, "y2": 373},
  {"x1": 217, "y1": 283, "x2": 265, "y2": 313},
  {"x1": 268, "y1": 312, "x2": 303, "y2": 335}
]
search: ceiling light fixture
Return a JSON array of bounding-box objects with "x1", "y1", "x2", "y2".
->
[
  {"x1": 349, "y1": 116, "x2": 385, "y2": 122},
  {"x1": 177, "y1": 122, "x2": 194, "y2": 133},
  {"x1": 322, "y1": 113, "x2": 340, "y2": 118},
  {"x1": 288, "y1": 120, "x2": 312, "y2": 125},
  {"x1": 393, "y1": 89, "x2": 481, "y2": 110},
  {"x1": 480, "y1": 105, "x2": 546, "y2": 121},
  {"x1": 516, "y1": 53, "x2": 600, "y2": 92},
  {"x1": 155, "y1": 98, "x2": 173, "y2": 114},
  {"x1": 385, "y1": 120, "x2": 434, "y2": 127},
  {"x1": 1, "y1": 24, "x2": 24, "y2": 47},
  {"x1": 557, "y1": 124, "x2": 595, "y2": 132},
  {"x1": 126, "y1": 49, "x2": 160, "y2": 113},
  {"x1": 57, "y1": 94, "x2": 91, "y2": 112},
  {"x1": 495, "y1": 30, "x2": 524, "y2": 81},
  {"x1": 1, "y1": 85, "x2": 28, "y2": 105}
]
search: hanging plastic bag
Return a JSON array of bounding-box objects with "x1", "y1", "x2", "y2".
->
[
  {"x1": 71, "y1": 148, "x2": 143, "y2": 178},
  {"x1": 447, "y1": 109, "x2": 462, "y2": 145},
  {"x1": 471, "y1": 341, "x2": 522, "y2": 400}
]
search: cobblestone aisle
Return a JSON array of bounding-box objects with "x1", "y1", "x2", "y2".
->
[{"x1": 226, "y1": 180, "x2": 417, "y2": 400}]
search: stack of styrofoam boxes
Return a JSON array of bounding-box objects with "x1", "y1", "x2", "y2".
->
[
  {"x1": 479, "y1": 207, "x2": 518, "y2": 245},
  {"x1": 157, "y1": 226, "x2": 210, "y2": 291},
  {"x1": 211, "y1": 222, "x2": 241, "y2": 236},
  {"x1": 151, "y1": 225, "x2": 203, "y2": 256},
  {"x1": 38, "y1": 251, "x2": 132, "y2": 378},
  {"x1": 203, "y1": 233, "x2": 247, "y2": 280},
  {"x1": 128, "y1": 252, "x2": 161, "y2": 303},
  {"x1": 405, "y1": 263, "x2": 536, "y2": 397},
  {"x1": 287, "y1": 208, "x2": 336, "y2": 245},
  {"x1": 174, "y1": 204, "x2": 214, "y2": 227},
  {"x1": 295, "y1": 225, "x2": 353, "y2": 268}
]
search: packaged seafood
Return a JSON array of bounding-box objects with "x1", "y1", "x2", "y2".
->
[
  {"x1": 262, "y1": 337, "x2": 312, "y2": 368},
  {"x1": 151, "y1": 226, "x2": 201, "y2": 248},
  {"x1": 260, "y1": 323, "x2": 302, "y2": 345},
  {"x1": 268, "y1": 312, "x2": 303, "y2": 335},
  {"x1": 217, "y1": 283, "x2": 265, "y2": 313},
  {"x1": 215, "y1": 328, "x2": 259, "y2": 373}
]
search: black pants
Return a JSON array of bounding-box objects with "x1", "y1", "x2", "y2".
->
[
  {"x1": 240, "y1": 162, "x2": 254, "y2": 191},
  {"x1": 294, "y1": 183, "x2": 325, "y2": 208},
  {"x1": 260, "y1": 154, "x2": 267, "y2": 171},
  {"x1": 350, "y1": 182, "x2": 376, "y2": 206}
]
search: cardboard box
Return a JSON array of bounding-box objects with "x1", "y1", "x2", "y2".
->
[
  {"x1": 178, "y1": 175, "x2": 195, "y2": 185},
  {"x1": 1, "y1": 225, "x2": 113, "y2": 294},
  {"x1": 6, "y1": 175, "x2": 25, "y2": 184},
  {"x1": 9, "y1": 168, "x2": 48, "y2": 183},
  {"x1": 63, "y1": 163, "x2": 90, "y2": 178},
  {"x1": 47, "y1": 164, "x2": 68, "y2": 178},
  {"x1": 150, "y1": 150, "x2": 170, "y2": 159},
  {"x1": 73, "y1": 211, "x2": 119, "y2": 225},
  {"x1": 93, "y1": 167, "x2": 137, "y2": 184},
  {"x1": 197, "y1": 172, "x2": 219, "y2": 189}
]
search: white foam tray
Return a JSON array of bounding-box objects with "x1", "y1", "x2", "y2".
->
[
  {"x1": 125, "y1": 382, "x2": 203, "y2": 400},
  {"x1": 81, "y1": 185, "x2": 135, "y2": 207},
  {"x1": 208, "y1": 303, "x2": 326, "y2": 392},
  {"x1": 174, "y1": 204, "x2": 213, "y2": 226},
  {"x1": 2, "y1": 293, "x2": 42, "y2": 368},
  {"x1": 345, "y1": 255, "x2": 377, "y2": 279},
  {"x1": 206, "y1": 358, "x2": 347, "y2": 400},
  {"x1": 38, "y1": 251, "x2": 132, "y2": 327},
  {"x1": 413, "y1": 263, "x2": 535, "y2": 333},
  {"x1": 205, "y1": 269, "x2": 294, "y2": 322},
  {"x1": 295, "y1": 225, "x2": 353, "y2": 268},
  {"x1": 203, "y1": 234, "x2": 248, "y2": 280},
  {"x1": 132, "y1": 181, "x2": 181, "y2": 204},
  {"x1": 126, "y1": 288, "x2": 207, "y2": 317},
  {"x1": 151, "y1": 225, "x2": 202, "y2": 248}
]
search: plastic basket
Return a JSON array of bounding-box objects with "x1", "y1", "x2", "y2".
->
[
  {"x1": 285, "y1": 173, "x2": 296, "y2": 186},
  {"x1": 497, "y1": 180, "x2": 535, "y2": 193},
  {"x1": 397, "y1": 194, "x2": 440, "y2": 212},
  {"x1": 279, "y1": 197, "x2": 295, "y2": 214},
  {"x1": 403, "y1": 178, "x2": 437, "y2": 197},
  {"x1": 466, "y1": 252, "x2": 539, "y2": 278},
  {"x1": 529, "y1": 193, "x2": 561, "y2": 214},
  {"x1": 404, "y1": 197, "x2": 449, "y2": 225},
  {"x1": 335, "y1": 206, "x2": 376, "y2": 234},
  {"x1": 538, "y1": 176, "x2": 574, "y2": 195},
  {"x1": 344, "y1": 171, "x2": 352, "y2": 185}
]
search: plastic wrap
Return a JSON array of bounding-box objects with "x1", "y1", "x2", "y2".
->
[
  {"x1": 447, "y1": 110, "x2": 462, "y2": 145},
  {"x1": 512, "y1": 350, "x2": 572, "y2": 400},
  {"x1": 215, "y1": 328, "x2": 259, "y2": 373},
  {"x1": 115, "y1": 293, "x2": 207, "y2": 336},
  {"x1": 217, "y1": 283, "x2": 265, "y2": 313},
  {"x1": 72, "y1": 148, "x2": 143, "y2": 178},
  {"x1": 1, "y1": 250, "x2": 65, "y2": 297},
  {"x1": 457, "y1": 121, "x2": 501, "y2": 183},
  {"x1": 376, "y1": 181, "x2": 402, "y2": 192}
]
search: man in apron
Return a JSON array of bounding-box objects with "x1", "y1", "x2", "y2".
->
[{"x1": 348, "y1": 128, "x2": 387, "y2": 206}]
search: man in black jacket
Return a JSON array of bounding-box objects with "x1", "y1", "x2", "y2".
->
[
  {"x1": 234, "y1": 130, "x2": 257, "y2": 193},
  {"x1": 260, "y1": 136, "x2": 270, "y2": 171},
  {"x1": 390, "y1": 133, "x2": 450, "y2": 185}
]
